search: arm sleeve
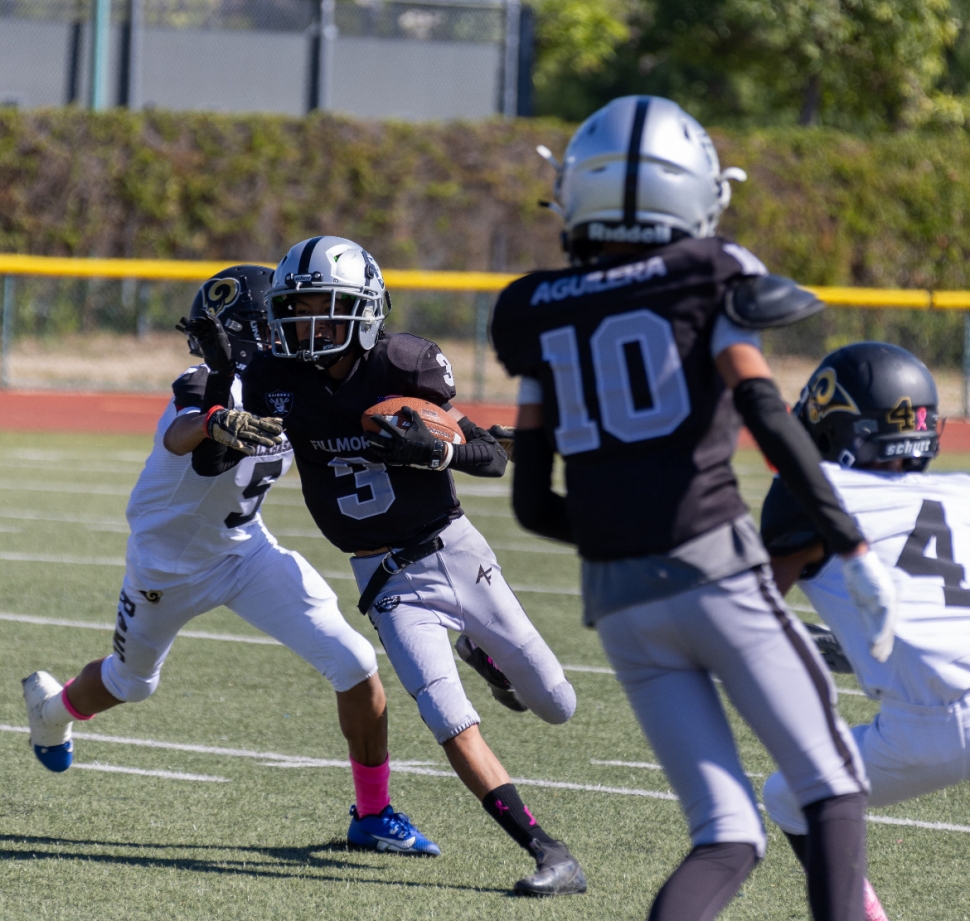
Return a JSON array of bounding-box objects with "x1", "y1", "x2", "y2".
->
[
  {"x1": 734, "y1": 377, "x2": 863, "y2": 555},
  {"x1": 191, "y1": 367, "x2": 251, "y2": 478},
  {"x1": 449, "y1": 417, "x2": 507, "y2": 477},
  {"x1": 511, "y1": 429, "x2": 574, "y2": 544}
]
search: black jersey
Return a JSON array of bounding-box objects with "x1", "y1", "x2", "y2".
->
[
  {"x1": 243, "y1": 333, "x2": 461, "y2": 553},
  {"x1": 172, "y1": 366, "x2": 212, "y2": 411},
  {"x1": 492, "y1": 236, "x2": 766, "y2": 561}
]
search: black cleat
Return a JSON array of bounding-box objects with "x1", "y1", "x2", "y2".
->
[
  {"x1": 805, "y1": 623, "x2": 854, "y2": 674},
  {"x1": 455, "y1": 634, "x2": 527, "y2": 712},
  {"x1": 513, "y1": 840, "x2": 587, "y2": 897}
]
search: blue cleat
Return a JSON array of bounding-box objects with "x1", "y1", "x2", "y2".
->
[
  {"x1": 22, "y1": 671, "x2": 73, "y2": 773},
  {"x1": 347, "y1": 805, "x2": 441, "y2": 856}
]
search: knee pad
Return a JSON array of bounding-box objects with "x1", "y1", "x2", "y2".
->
[
  {"x1": 326, "y1": 628, "x2": 380, "y2": 693},
  {"x1": 762, "y1": 771, "x2": 809, "y2": 836},
  {"x1": 530, "y1": 678, "x2": 576, "y2": 725},
  {"x1": 416, "y1": 676, "x2": 481, "y2": 745},
  {"x1": 100, "y1": 654, "x2": 159, "y2": 704}
]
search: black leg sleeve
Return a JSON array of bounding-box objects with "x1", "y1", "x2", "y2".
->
[
  {"x1": 733, "y1": 378, "x2": 863, "y2": 555},
  {"x1": 511, "y1": 429, "x2": 573, "y2": 544},
  {"x1": 648, "y1": 843, "x2": 758, "y2": 921},
  {"x1": 804, "y1": 793, "x2": 867, "y2": 921}
]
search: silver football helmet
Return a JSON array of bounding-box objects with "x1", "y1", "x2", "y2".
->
[
  {"x1": 541, "y1": 96, "x2": 747, "y2": 262},
  {"x1": 267, "y1": 235, "x2": 390, "y2": 369}
]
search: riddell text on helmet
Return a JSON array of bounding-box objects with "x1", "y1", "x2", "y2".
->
[{"x1": 587, "y1": 222, "x2": 673, "y2": 244}]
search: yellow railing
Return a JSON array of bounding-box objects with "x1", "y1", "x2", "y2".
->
[
  {"x1": 1, "y1": 253, "x2": 969, "y2": 305},
  {"x1": 0, "y1": 254, "x2": 520, "y2": 293}
]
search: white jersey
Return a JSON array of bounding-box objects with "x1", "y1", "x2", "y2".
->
[
  {"x1": 125, "y1": 369, "x2": 293, "y2": 575},
  {"x1": 800, "y1": 463, "x2": 970, "y2": 707}
]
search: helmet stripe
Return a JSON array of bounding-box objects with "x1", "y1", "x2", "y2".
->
[
  {"x1": 297, "y1": 235, "x2": 324, "y2": 275},
  {"x1": 623, "y1": 97, "x2": 650, "y2": 227}
]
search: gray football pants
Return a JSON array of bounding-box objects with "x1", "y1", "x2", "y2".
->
[
  {"x1": 596, "y1": 567, "x2": 868, "y2": 857},
  {"x1": 350, "y1": 515, "x2": 576, "y2": 744}
]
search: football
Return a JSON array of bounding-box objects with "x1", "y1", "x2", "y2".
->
[{"x1": 361, "y1": 397, "x2": 466, "y2": 445}]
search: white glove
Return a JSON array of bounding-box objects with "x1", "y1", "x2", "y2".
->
[{"x1": 842, "y1": 549, "x2": 898, "y2": 662}]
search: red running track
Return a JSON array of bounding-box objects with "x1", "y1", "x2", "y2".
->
[{"x1": 3, "y1": 389, "x2": 970, "y2": 452}]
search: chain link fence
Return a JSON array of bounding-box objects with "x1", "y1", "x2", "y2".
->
[
  {"x1": 0, "y1": 0, "x2": 530, "y2": 118},
  {"x1": 0, "y1": 273, "x2": 513, "y2": 402}
]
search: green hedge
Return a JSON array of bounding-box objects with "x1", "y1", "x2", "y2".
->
[{"x1": 3, "y1": 111, "x2": 970, "y2": 362}]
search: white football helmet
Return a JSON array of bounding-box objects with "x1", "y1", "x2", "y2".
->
[
  {"x1": 542, "y1": 96, "x2": 747, "y2": 263},
  {"x1": 267, "y1": 235, "x2": 390, "y2": 369}
]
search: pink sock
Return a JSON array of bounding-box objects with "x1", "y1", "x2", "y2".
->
[
  {"x1": 61, "y1": 680, "x2": 95, "y2": 721},
  {"x1": 864, "y1": 879, "x2": 890, "y2": 921},
  {"x1": 351, "y1": 755, "x2": 391, "y2": 817}
]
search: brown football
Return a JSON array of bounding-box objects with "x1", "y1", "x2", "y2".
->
[{"x1": 361, "y1": 397, "x2": 466, "y2": 445}]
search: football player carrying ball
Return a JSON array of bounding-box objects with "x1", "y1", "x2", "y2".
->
[{"x1": 233, "y1": 236, "x2": 585, "y2": 896}]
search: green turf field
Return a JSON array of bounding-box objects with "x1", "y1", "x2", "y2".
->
[{"x1": 1, "y1": 431, "x2": 969, "y2": 920}]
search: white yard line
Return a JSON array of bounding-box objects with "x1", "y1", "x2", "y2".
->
[
  {"x1": 0, "y1": 480, "x2": 132, "y2": 497},
  {"x1": 0, "y1": 613, "x2": 862, "y2": 688},
  {"x1": 591, "y1": 758, "x2": 763, "y2": 778},
  {"x1": 74, "y1": 762, "x2": 230, "y2": 782},
  {"x1": 0, "y1": 553, "x2": 583, "y2": 596},
  {"x1": 0, "y1": 611, "x2": 383, "y2": 652},
  {"x1": 0, "y1": 509, "x2": 128, "y2": 527},
  {"x1": 0, "y1": 724, "x2": 961, "y2": 831},
  {"x1": 0, "y1": 551, "x2": 128, "y2": 566}
]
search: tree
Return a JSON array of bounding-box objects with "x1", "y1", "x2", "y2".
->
[
  {"x1": 528, "y1": 0, "x2": 638, "y2": 121},
  {"x1": 532, "y1": 0, "x2": 964, "y2": 130}
]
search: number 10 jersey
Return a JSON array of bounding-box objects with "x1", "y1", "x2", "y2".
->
[
  {"x1": 491, "y1": 236, "x2": 766, "y2": 561},
  {"x1": 125, "y1": 366, "x2": 293, "y2": 576}
]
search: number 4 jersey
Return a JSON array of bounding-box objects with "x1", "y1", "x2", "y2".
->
[
  {"x1": 491, "y1": 236, "x2": 767, "y2": 560},
  {"x1": 125, "y1": 366, "x2": 292, "y2": 575},
  {"x1": 762, "y1": 464, "x2": 970, "y2": 707}
]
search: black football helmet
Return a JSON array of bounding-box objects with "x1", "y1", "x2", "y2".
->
[
  {"x1": 185, "y1": 265, "x2": 273, "y2": 371},
  {"x1": 794, "y1": 341, "x2": 940, "y2": 471}
]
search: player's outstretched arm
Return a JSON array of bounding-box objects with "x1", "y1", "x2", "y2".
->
[{"x1": 717, "y1": 343, "x2": 898, "y2": 661}]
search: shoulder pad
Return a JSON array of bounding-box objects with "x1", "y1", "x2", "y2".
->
[{"x1": 724, "y1": 274, "x2": 824, "y2": 329}]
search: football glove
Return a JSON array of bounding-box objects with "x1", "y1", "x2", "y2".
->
[
  {"x1": 366, "y1": 406, "x2": 452, "y2": 470},
  {"x1": 842, "y1": 549, "x2": 898, "y2": 662},
  {"x1": 205, "y1": 408, "x2": 283, "y2": 456},
  {"x1": 804, "y1": 623, "x2": 853, "y2": 674},
  {"x1": 176, "y1": 314, "x2": 234, "y2": 377},
  {"x1": 489, "y1": 424, "x2": 515, "y2": 462}
]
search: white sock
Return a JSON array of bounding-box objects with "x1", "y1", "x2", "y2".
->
[{"x1": 41, "y1": 691, "x2": 73, "y2": 728}]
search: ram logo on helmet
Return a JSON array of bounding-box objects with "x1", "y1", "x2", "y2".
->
[
  {"x1": 802, "y1": 368, "x2": 861, "y2": 423},
  {"x1": 202, "y1": 277, "x2": 241, "y2": 317}
]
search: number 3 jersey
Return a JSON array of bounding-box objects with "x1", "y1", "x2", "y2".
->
[
  {"x1": 762, "y1": 463, "x2": 970, "y2": 707},
  {"x1": 491, "y1": 235, "x2": 767, "y2": 561},
  {"x1": 125, "y1": 366, "x2": 292, "y2": 575},
  {"x1": 242, "y1": 333, "x2": 460, "y2": 554}
]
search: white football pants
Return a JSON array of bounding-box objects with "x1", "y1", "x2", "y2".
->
[
  {"x1": 764, "y1": 691, "x2": 970, "y2": 835},
  {"x1": 102, "y1": 523, "x2": 378, "y2": 701}
]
